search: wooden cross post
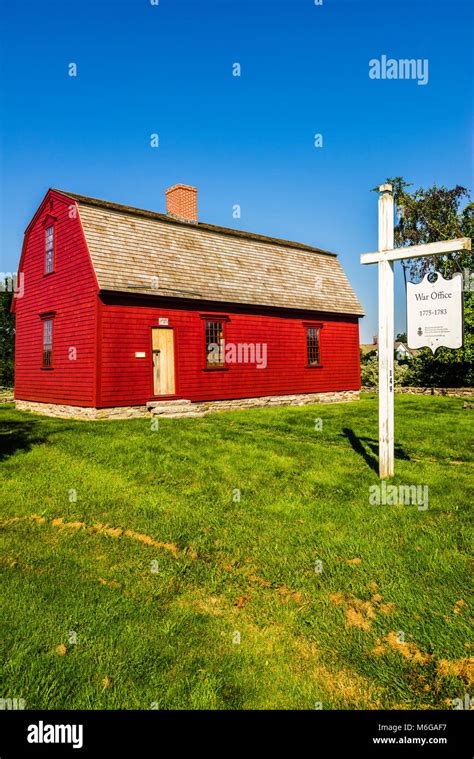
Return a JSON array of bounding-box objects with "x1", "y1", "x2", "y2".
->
[
  {"x1": 377, "y1": 185, "x2": 395, "y2": 478},
  {"x1": 361, "y1": 184, "x2": 471, "y2": 480}
]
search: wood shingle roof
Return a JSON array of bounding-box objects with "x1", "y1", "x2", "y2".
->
[{"x1": 55, "y1": 189, "x2": 364, "y2": 317}]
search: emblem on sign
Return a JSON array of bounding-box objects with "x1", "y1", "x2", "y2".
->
[{"x1": 407, "y1": 272, "x2": 463, "y2": 353}]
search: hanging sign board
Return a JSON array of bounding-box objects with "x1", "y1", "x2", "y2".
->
[{"x1": 407, "y1": 272, "x2": 463, "y2": 353}]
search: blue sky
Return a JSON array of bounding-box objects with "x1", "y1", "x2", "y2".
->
[{"x1": 0, "y1": 0, "x2": 471, "y2": 341}]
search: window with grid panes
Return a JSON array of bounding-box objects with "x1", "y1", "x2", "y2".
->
[
  {"x1": 43, "y1": 318, "x2": 53, "y2": 367},
  {"x1": 45, "y1": 226, "x2": 54, "y2": 274},
  {"x1": 205, "y1": 320, "x2": 225, "y2": 368},
  {"x1": 306, "y1": 327, "x2": 320, "y2": 366}
]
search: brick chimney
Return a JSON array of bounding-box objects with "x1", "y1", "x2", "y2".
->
[{"x1": 165, "y1": 184, "x2": 198, "y2": 223}]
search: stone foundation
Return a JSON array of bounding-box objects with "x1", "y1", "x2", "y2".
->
[
  {"x1": 14, "y1": 400, "x2": 148, "y2": 420},
  {"x1": 15, "y1": 390, "x2": 359, "y2": 420},
  {"x1": 148, "y1": 390, "x2": 359, "y2": 418}
]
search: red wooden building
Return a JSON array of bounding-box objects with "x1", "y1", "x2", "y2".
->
[{"x1": 13, "y1": 185, "x2": 364, "y2": 418}]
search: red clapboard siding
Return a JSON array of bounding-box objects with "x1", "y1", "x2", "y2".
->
[
  {"x1": 14, "y1": 190, "x2": 99, "y2": 405},
  {"x1": 98, "y1": 295, "x2": 360, "y2": 407}
]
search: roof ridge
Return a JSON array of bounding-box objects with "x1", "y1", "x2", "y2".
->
[{"x1": 51, "y1": 188, "x2": 338, "y2": 257}]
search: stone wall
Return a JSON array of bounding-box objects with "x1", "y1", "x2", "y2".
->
[
  {"x1": 194, "y1": 390, "x2": 359, "y2": 413},
  {"x1": 15, "y1": 400, "x2": 149, "y2": 420},
  {"x1": 15, "y1": 390, "x2": 359, "y2": 420},
  {"x1": 148, "y1": 391, "x2": 359, "y2": 418},
  {"x1": 0, "y1": 390, "x2": 14, "y2": 404},
  {"x1": 361, "y1": 386, "x2": 474, "y2": 398},
  {"x1": 13, "y1": 389, "x2": 473, "y2": 420}
]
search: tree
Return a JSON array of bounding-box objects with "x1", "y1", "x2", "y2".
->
[
  {"x1": 361, "y1": 354, "x2": 408, "y2": 387},
  {"x1": 360, "y1": 347, "x2": 377, "y2": 365},
  {"x1": 0, "y1": 281, "x2": 15, "y2": 387},
  {"x1": 376, "y1": 178, "x2": 473, "y2": 386}
]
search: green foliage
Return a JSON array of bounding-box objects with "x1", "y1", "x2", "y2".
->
[
  {"x1": 404, "y1": 348, "x2": 474, "y2": 388},
  {"x1": 360, "y1": 348, "x2": 376, "y2": 365},
  {"x1": 0, "y1": 282, "x2": 15, "y2": 387},
  {"x1": 361, "y1": 355, "x2": 409, "y2": 387},
  {"x1": 377, "y1": 177, "x2": 473, "y2": 386}
]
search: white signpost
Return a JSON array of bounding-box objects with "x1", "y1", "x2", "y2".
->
[{"x1": 360, "y1": 184, "x2": 470, "y2": 479}]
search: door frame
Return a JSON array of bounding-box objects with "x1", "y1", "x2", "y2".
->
[{"x1": 149, "y1": 326, "x2": 178, "y2": 398}]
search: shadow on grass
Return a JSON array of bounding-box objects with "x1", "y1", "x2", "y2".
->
[
  {"x1": 0, "y1": 415, "x2": 77, "y2": 463},
  {"x1": 0, "y1": 419, "x2": 50, "y2": 462},
  {"x1": 342, "y1": 428, "x2": 410, "y2": 474}
]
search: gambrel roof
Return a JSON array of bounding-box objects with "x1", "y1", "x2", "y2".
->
[{"x1": 54, "y1": 189, "x2": 364, "y2": 317}]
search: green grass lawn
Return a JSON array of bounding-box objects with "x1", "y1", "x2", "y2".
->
[{"x1": 0, "y1": 394, "x2": 472, "y2": 710}]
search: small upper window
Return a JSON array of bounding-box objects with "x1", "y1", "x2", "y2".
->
[
  {"x1": 205, "y1": 320, "x2": 225, "y2": 368},
  {"x1": 43, "y1": 318, "x2": 53, "y2": 367},
  {"x1": 45, "y1": 225, "x2": 54, "y2": 274},
  {"x1": 306, "y1": 327, "x2": 320, "y2": 366}
]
